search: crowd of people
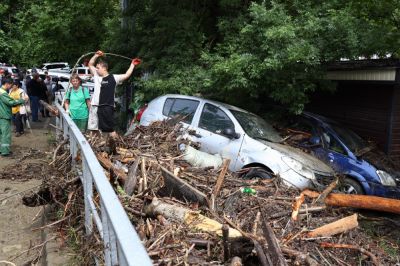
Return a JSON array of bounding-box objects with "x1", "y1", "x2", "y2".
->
[{"x1": 0, "y1": 51, "x2": 141, "y2": 156}]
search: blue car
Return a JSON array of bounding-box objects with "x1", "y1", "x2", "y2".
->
[{"x1": 287, "y1": 112, "x2": 400, "y2": 199}]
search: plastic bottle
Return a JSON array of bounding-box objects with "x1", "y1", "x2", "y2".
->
[{"x1": 240, "y1": 187, "x2": 257, "y2": 195}]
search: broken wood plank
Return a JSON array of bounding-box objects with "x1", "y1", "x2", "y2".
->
[
  {"x1": 307, "y1": 213, "x2": 358, "y2": 237},
  {"x1": 258, "y1": 199, "x2": 288, "y2": 266},
  {"x1": 158, "y1": 166, "x2": 208, "y2": 206},
  {"x1": 124, "y1": 157, "x2": 140, "y2": 195},
  {"x1": 96, "y1": 153, "x2": 127, "y2": 183},
  {"x1": 212, "y1": 159, "x2": 230, "y2": 197}
]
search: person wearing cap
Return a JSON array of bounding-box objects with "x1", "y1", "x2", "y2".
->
[
  {"x1": 0, "y1": 78, "x2": 26, "y2": 156},
  {"x1": 9, "y1": 80, "x2": 29, "y2": 136}
]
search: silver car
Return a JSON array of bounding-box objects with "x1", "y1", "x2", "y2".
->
[{"x1": 140, "y1": 94, "x2": 334, "y2": 189}]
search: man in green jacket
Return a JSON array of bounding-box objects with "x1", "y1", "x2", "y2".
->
[{"x1": 0, "y1": 78, "x2": 25, "y2": 156}]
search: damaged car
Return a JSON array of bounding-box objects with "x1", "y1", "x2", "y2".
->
[
  {"x1": 140, "y1": 94, "x2": 335, "y2": 190},
  {"x1": 283, "y1": 111, "x2": 400, "y2": 199}
]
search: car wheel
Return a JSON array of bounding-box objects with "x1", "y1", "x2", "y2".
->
[
  {"x1": 338, "y1": 178, "x2": 364, "y2": 194},
  {"x1": 244, "y1": 168, "x2": 272, "y2": 179}
]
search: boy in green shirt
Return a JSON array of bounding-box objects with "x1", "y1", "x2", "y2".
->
[{"x1": 64, "y1": 74, "x2": 91, "y2": 132}]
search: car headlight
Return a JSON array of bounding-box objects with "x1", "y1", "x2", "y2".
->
[
  {"x1": 376, "y1": 170, "x2": 396, "y2": 186},
  {"x1": 281, "y1": 156, "x2": 314, "y2": 180}
]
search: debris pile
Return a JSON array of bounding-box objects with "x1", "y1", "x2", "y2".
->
[{"x1": 24, "y1": 119, "x2": 400, "y2": 265}]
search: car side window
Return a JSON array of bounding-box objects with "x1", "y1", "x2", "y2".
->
[
  {"x1": 322, "y1": 132, "x2": 346, "y2": 155},
  {"x1": 162, "y1": 98, "x2": 199, "y2": 124},
  {"x1": 199, "y1": 103, "x2": 234, "y2": 134},
  {"x1": 162, "y1": 98, "x2": 174, "y2": 116}
]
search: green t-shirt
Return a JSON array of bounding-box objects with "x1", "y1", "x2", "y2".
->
[{"x1": 65, "y1": 86, "x2": 90, "y2": 119}]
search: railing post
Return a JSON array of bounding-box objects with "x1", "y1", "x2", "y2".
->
[{"x1": 82, "y1": 157, "x2": 93, "y2": 235}]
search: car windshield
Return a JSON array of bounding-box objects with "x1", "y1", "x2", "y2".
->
[
  {"x1": 12, "y1": 68, "x2": 19, "y2": 73},
  {"x1": 330, "y1": 123, "x2": 368, "y2": 154},
  {"x1": 230, "y1": 110, "x2": 283, "y2": 142}
]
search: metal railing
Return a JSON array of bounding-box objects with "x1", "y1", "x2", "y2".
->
[{"x1": 54, "y1": 101, "x2": 152, "y2": 265}]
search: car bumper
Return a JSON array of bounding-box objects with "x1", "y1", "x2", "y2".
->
[
  {"x1": 279, "y1": 169, "x2": 317, "y2": 189},
  {"x1": 367, "y1": 182, "x2": 400, "y2": 199}
]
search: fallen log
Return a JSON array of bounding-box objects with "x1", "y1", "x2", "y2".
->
[
  {"x1": 300, "y1": 189, "x2": 400, "y2": 214},
  {"x1": 157, "y1": 166, "x2": 208, "y2": 206},
  {"x1": 307, "y1": 213, "x2": 358, "y2": 237},
  {"x1": 144, "y1": 197, "x2": 242, "y2": 238},
  {"x1": 39, "y1": 100, "x2": 58, "y2": 116}
]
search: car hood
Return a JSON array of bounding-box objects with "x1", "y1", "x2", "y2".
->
[
  {"x1": 259, "y1": 140, "x2": 334, "y2": 175},
  {"x1": 361, "y1": 150, "x2": 400, "y2": 179}
]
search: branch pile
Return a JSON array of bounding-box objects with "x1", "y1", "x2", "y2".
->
[{"x1": 26, "y1": 119, "x2": 400, "y2": 265}]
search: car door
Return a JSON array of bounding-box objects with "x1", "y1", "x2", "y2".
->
[
  {"x1": 291, "y1": 117, "x2": 348, "y2": 173},
  {"x1": 191, "y1": 103, "x2": 243, "y2": 168},
  {"x1": 313, "y1": 129, "x2": 349, "y2": 173}
]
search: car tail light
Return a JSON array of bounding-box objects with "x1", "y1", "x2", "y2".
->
[{"x1": 136, "y1": 104, "x2": 148, "y2": 122}]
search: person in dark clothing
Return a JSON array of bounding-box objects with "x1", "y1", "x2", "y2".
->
[
  {"x1": 38, "y1": 78, "x2": 50, "y2": 117},
  {"x1": 27, "y1": 74, "x2": 44, "y2": 122}
]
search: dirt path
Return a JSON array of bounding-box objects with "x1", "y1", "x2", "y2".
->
[{"x1": 0, "y1": 117, "x2": 63, "y2": 265}]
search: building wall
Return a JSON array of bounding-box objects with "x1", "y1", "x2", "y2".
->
[
  {"x1": 306, "y1": 82, "x2": 394, "y2": 154},
  {"x1": 389, "y1": 87, "x2": 400, "y2": 161}
]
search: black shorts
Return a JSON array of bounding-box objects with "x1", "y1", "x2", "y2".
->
[{"x1": 97, "y1": 106, "x2": 115, "y2": 132}]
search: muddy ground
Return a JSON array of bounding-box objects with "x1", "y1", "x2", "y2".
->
[{"x1": 0, "y1": 117, "x2": 65, "y2": 265}]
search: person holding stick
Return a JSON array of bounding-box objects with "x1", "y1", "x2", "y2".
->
[{"x1": 87, "y1": 50, "x2": 141, "y2": 138}]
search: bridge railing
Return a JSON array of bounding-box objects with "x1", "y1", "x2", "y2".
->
[{"x1": 54, "y1": 101, "x2": 152, "y2": 265}]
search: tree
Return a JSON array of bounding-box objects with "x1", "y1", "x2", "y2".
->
[{"x1": 115, "y1": 0, "x2": 400, "y2": 113}]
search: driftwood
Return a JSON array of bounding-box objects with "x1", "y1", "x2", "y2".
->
[
  {"x1": 230, "y1": 257, "x2": 242, "y2": 266},
  {"x1": 96, "y1": 153, "x2": 127, "y2": 183},
  {"x1": 158, "y1": 166, "x2": 208, "y2": 206},
  {"x1": 145, "y1": 198, "x2": 242, "y2": 238},
  {"x1": 124, "y1": 157, "x2": 140, "y2": 195},
  {"x1": 281, "y1": 247, "x2": 319, "y2": 266},
  {"x1": 320, "y1": 242, "x2": 379, "y2": 266},
  {"x1": 39, "y1": 100, "x2": 58, "y2": 115},
  {"x1": 259, "y1": 200, "x2": 288, "y2": 266},
  {"x1": 307, "y1": 213, "x2": 358, "y2": 237},
  {"x1": 212, "y1": 159, "x2": 230, "y2": 197},
  {"x1": 302, "y1": 189, "x2": 400, "y2": 214}
]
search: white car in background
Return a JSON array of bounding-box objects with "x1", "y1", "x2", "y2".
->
[
  {"x1": 71, "y1": 67, "x2": 92, "y2": 81},
  {"x1": 140, "y1": 94, "x2": 335, "y2": 189}
]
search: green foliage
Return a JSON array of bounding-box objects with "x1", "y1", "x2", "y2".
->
[
  {"x1": 1, "y1": 0, "x2": 400, "y2": 114},
  {"x1": 4, "y1": 0, "x2": 120, "y2": 66}
]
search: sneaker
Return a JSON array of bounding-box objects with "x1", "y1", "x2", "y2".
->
[{"x1": 15, "y1": 132, "x2": 21, "y2": 137}]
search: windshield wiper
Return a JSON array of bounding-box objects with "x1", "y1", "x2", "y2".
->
[{"x1": 255, "y1": 136, "x2": 282, "y2": 143}]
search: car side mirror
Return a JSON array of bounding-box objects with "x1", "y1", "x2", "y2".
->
[
  {"x1": 222, "y1": 128, "x2": 240, "y2": 139},
  {"x1": 309, "y1": 136, "x2": 322, "y2": 146}
]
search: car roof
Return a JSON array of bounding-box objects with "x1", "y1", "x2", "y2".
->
[
  {"x1": 302, "y1": 111, "x2": 340, "y2": 126},
  {"x1": 162, "y1": 94, "x2": 252, "y2": 114},
  {"x1": 42, "y1": 62, "x2": 68, "y2": 65}
]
